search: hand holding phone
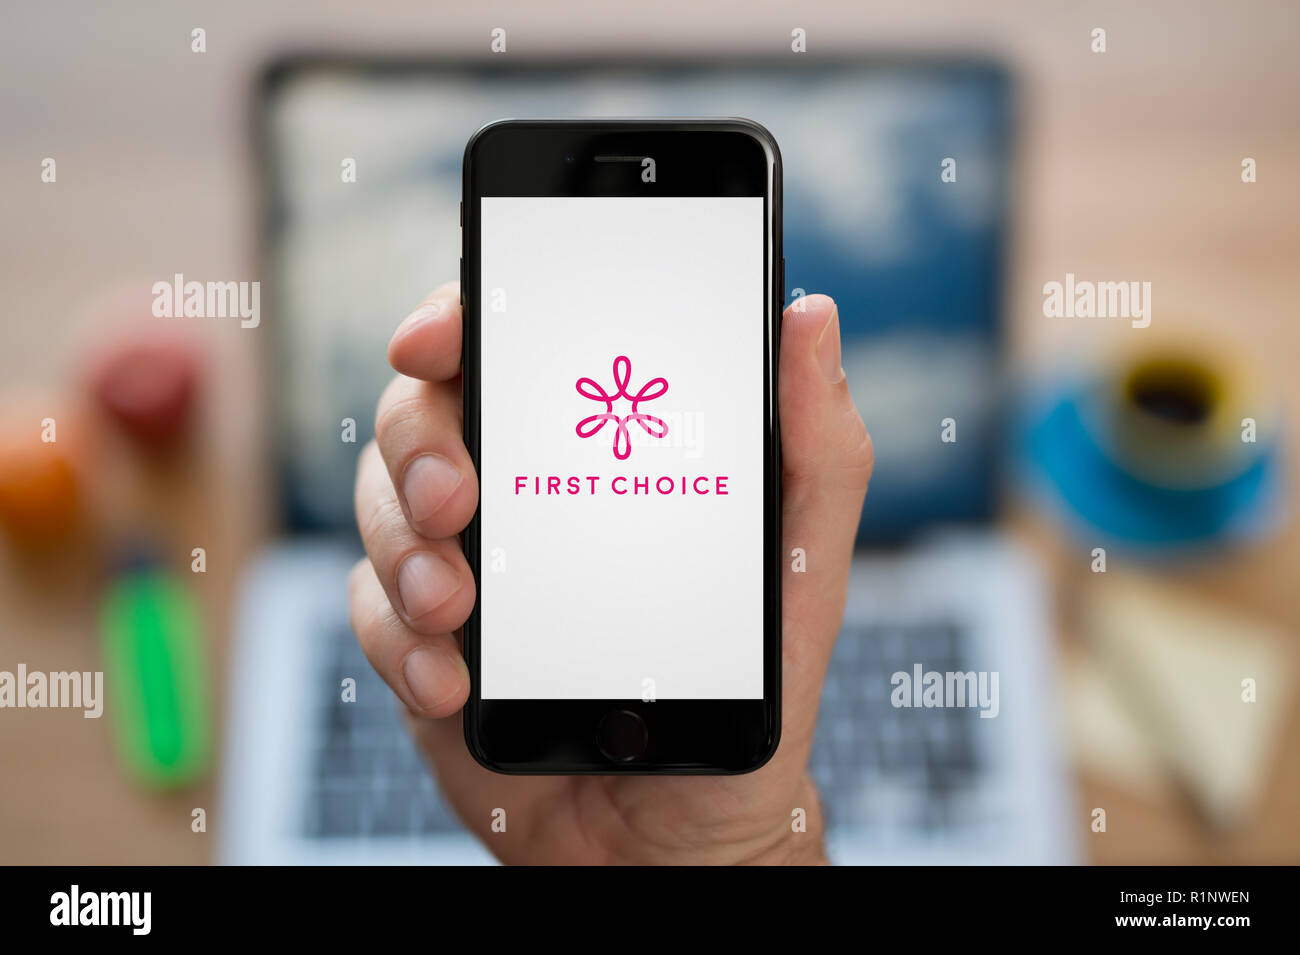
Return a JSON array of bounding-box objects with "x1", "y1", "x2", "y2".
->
[{"x1": 349, "y1": 120, "x2": 872, "y2": 862}]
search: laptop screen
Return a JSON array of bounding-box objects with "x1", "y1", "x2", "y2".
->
[{"x1": 258, "y1": 58, "x2": 1011, "y2": 542}]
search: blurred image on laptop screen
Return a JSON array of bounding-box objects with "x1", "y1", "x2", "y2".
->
[{"x1": 261, "y1": 59, "x2": 1011, "y2": 541}]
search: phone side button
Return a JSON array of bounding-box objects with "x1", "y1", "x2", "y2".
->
[
  {"x1": 459, "y1": 257, "x2": 465, "y2": 308},
  {"x1": 596, "y1": 709, "x2": 648, "y2": 762}
]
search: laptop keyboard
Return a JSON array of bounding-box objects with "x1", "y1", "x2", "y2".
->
[
  {"x1": 304, "y1": 617, "x2": 984, "y2": 839},
  {"x1": 304, "y1": 626, "x2": 462, "y2": 837},
  {"x1": 809, "y1": 619, "x2": 984, "y2": 834}
]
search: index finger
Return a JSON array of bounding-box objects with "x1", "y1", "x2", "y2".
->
[{"x1": 387, "y1": 281, "x2": 463, "y2": 382}]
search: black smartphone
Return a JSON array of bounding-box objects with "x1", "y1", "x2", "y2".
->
[{"x1": 460, "y1": 118, "x2": 782, "y2": 773}]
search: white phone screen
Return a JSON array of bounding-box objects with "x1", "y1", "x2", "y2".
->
[{"x1": 479, "y1": 196, "x2": 766, "y2": 700}]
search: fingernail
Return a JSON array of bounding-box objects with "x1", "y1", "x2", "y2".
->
[
  {"x1": 396, "y1": 551, "x2": 462, "y2": 621},
  {"x1": 393, "y1": 300, "x2": 443, "y2": 339},
  {"x1": 816, "y1": 304, "x2": 845, "y2": 383},
  {"x1": 402, "y1": 645, "x2": 461, "y2": 711},
  {"x1": 403, "y1": 453, "x2": 463, "y2": 523}
]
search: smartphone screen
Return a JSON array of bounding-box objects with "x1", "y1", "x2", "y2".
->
[
  {"x1": 478, "y1": 195, "x2": 765, "y2": 700},
  {"x1": 463, "y1": 120, "x2": 781, "y2": 772}
]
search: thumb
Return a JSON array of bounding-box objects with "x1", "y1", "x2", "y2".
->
[{"x1": 776, "y1": 293, "x2": 873, "y2": 764}]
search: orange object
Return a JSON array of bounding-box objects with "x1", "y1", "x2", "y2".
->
[{"x1": 0, "y1": 438, "x2": 80, "y2": 547}]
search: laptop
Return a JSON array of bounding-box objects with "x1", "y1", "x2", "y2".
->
[{"x1": 220, "y1": 56, "x2": 1077, "y2": 865}]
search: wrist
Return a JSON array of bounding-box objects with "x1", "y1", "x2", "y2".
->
[{"x1": 745, "y1": 776, "x2": 831, "y2": 865}]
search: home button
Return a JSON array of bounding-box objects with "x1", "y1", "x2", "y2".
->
[{"x1": 596, "y1": 709, "x2": 648, "y2": 762}]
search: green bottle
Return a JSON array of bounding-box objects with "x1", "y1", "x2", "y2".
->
[{"x1": 100, "y1": 560, "x2": 210, "y2": 787}]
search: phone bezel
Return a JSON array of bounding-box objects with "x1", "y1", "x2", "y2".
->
[{"x1": 461, "y1": 119, "x2": 783, "y2": 774}]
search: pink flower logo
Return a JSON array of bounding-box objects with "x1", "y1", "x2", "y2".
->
[{"x1": 575, "y1": 356, "x2": 669, "y2": 460}]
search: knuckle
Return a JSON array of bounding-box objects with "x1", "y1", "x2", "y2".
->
[
  {"x1": 842, "y1": 418, "x2": 874, "y2": 479},
  {"x1": 347, "y1": 562, "x2": 378, "y2": 641},
  {"x1": 358, "y1": 494, "x2": 405, "y2": 554},
  {"x1": 352, "y1": 442, "x2": 382, "y2": 521},
  {"x1": 373, "y1": 378, "x2": 425, "y2": 447}
]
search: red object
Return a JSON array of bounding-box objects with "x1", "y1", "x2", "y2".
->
[{"x1": 90, "y1": 341, "x2": 198, "y2": 446}]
